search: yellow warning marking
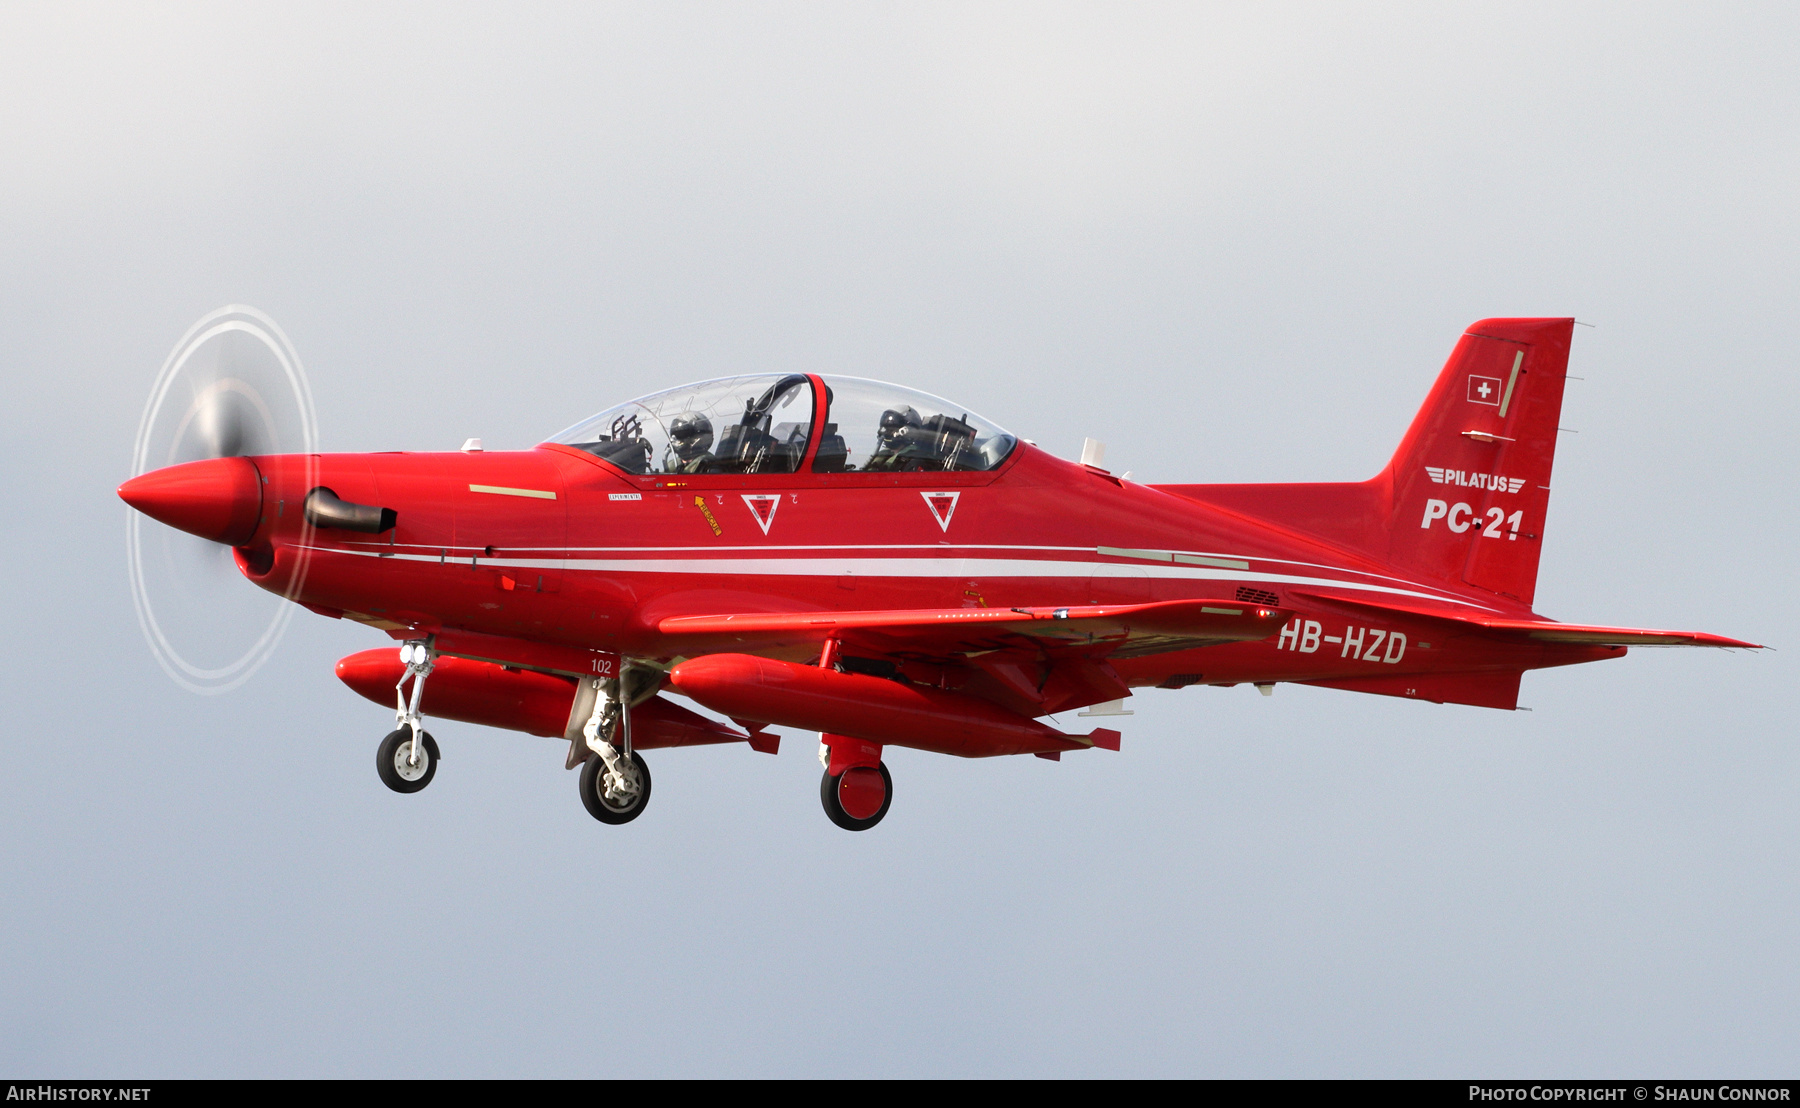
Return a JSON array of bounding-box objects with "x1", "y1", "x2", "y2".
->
[
  {"x1": 1498, "y1": 350, "x2": 1524, "y2": 418},
  {"x1": 469, "y1": 484, "x2": 556, "y2": 500},
  {"x1": 693, "y1": 496, "x2": 722, "y2": 536}
]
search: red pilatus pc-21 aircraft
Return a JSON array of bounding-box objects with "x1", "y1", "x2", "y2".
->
[{"x1": 120, "y1": 316, "x2": 1758, "y2": 830}]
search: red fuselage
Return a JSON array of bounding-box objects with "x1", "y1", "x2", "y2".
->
[{"x1": 215, "y1": 430, "x2": 1611, "y2": 705}]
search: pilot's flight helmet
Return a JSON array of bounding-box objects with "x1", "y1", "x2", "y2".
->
[
  {"x1": 668, "y1": 413, "x2": 714, "y2": 459},
  {"x1": 877, "y1": 406, "x2": 922, "y2": 447}
]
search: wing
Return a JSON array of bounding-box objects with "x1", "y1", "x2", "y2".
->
[{"x1": 657, "y1": 598, "x2": 1290, "y2": 661}]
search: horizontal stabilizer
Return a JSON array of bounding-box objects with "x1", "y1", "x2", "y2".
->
[
  {"x1": 1470, "y1": 618, "x2": 1759, "y2": 648},
  {"x1": 1289, "y1": 588, "x2": 1760, "y2": 649}
]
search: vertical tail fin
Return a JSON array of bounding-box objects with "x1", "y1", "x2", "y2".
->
[
  {"x1": 1153, "y1": 318, "x2": 1575, "y2": 609},
  {"x1": 1380, "y1": 318, "x2": 1573, "y2": 606}
]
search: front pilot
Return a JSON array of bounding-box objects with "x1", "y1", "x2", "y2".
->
[{"x1": 664, "y1": 413, "x2": 716, "y2": 473}]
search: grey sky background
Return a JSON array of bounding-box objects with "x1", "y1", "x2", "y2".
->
[{"x1": 1, "y1": 2, "x2": 1795, "y2": 1076}]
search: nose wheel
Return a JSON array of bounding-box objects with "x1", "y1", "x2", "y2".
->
[
  {"x1": 579, "y1": 749, "x2": 652, "y2": 824},
  {"x1": 377, "y1": 728, "x2": 440, "y2": 793},
  {"x1": 376, "y1": 638, "x2": 441, "y2": 794},
  {"x1": 821, "y1": 762, "x2": 892, "y2": 831}
]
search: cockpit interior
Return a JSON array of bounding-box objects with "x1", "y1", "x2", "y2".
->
[{"x1": 550, "y1": 375, "x2": 1017, "y2": 476}]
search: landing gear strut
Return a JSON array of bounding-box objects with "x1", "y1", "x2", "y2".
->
[
  {"x1": 379, "y1": 638, "x2": 441, "y2": 794},
  {"x1": 574, "y1": 664, "x2": 653, "y2": 824}
]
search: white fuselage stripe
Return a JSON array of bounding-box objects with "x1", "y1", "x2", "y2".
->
[
  {"x1": 343, "y1": 541, "x2": 1466, "y2": 599},
  {"x1": 300, "y1": 546, "x2": 1501, "y2": 611}
]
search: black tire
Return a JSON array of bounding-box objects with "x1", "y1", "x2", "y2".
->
[
  {"x1": 579, "y1": 750, "x2": 652, "y2": 825},
  {"x1": 377, "y1": 728, "x2": 440, "y2": 794},
  {"x1": 820, "y1": 761, "x2": 892, "y2": 831}
]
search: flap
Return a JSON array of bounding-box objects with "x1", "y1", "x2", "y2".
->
[{"x1": 657, "y1": 598, "x2": 1289, "y2": 661}]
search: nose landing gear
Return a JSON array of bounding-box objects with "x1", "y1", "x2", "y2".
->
[{"x1": 378, "y1": 638, "x2": 442, "y2": 794}]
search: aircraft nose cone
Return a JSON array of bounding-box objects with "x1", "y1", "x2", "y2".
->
[{"x1": 118, "y1": 456, "x2": 264, "y2": 545}]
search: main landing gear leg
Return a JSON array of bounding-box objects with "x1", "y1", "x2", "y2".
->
[
  {"x1": 377, "y1": 638, "x2": 440, "y2": 793},
  {"x1": 577, "y1": 667, "x2": 651, "y2": 825},
  {"x1": 819, "y1": 733, "x2": 892, "y2": 832}
]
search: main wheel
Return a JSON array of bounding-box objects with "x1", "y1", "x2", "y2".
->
[
  {"x1": 820, "y1": 762, "x2": 892, "y2": 831},
  {"x1": 579, "y1": 750, "x2": 652, "y2": 825},
  {"x1": 377, "y1": 728, "x2": 440, "y2": 793}
]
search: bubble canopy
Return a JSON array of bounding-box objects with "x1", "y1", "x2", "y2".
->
[{"x1": 548, "y1": 375, "x2": 1018, "y2": 476}]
